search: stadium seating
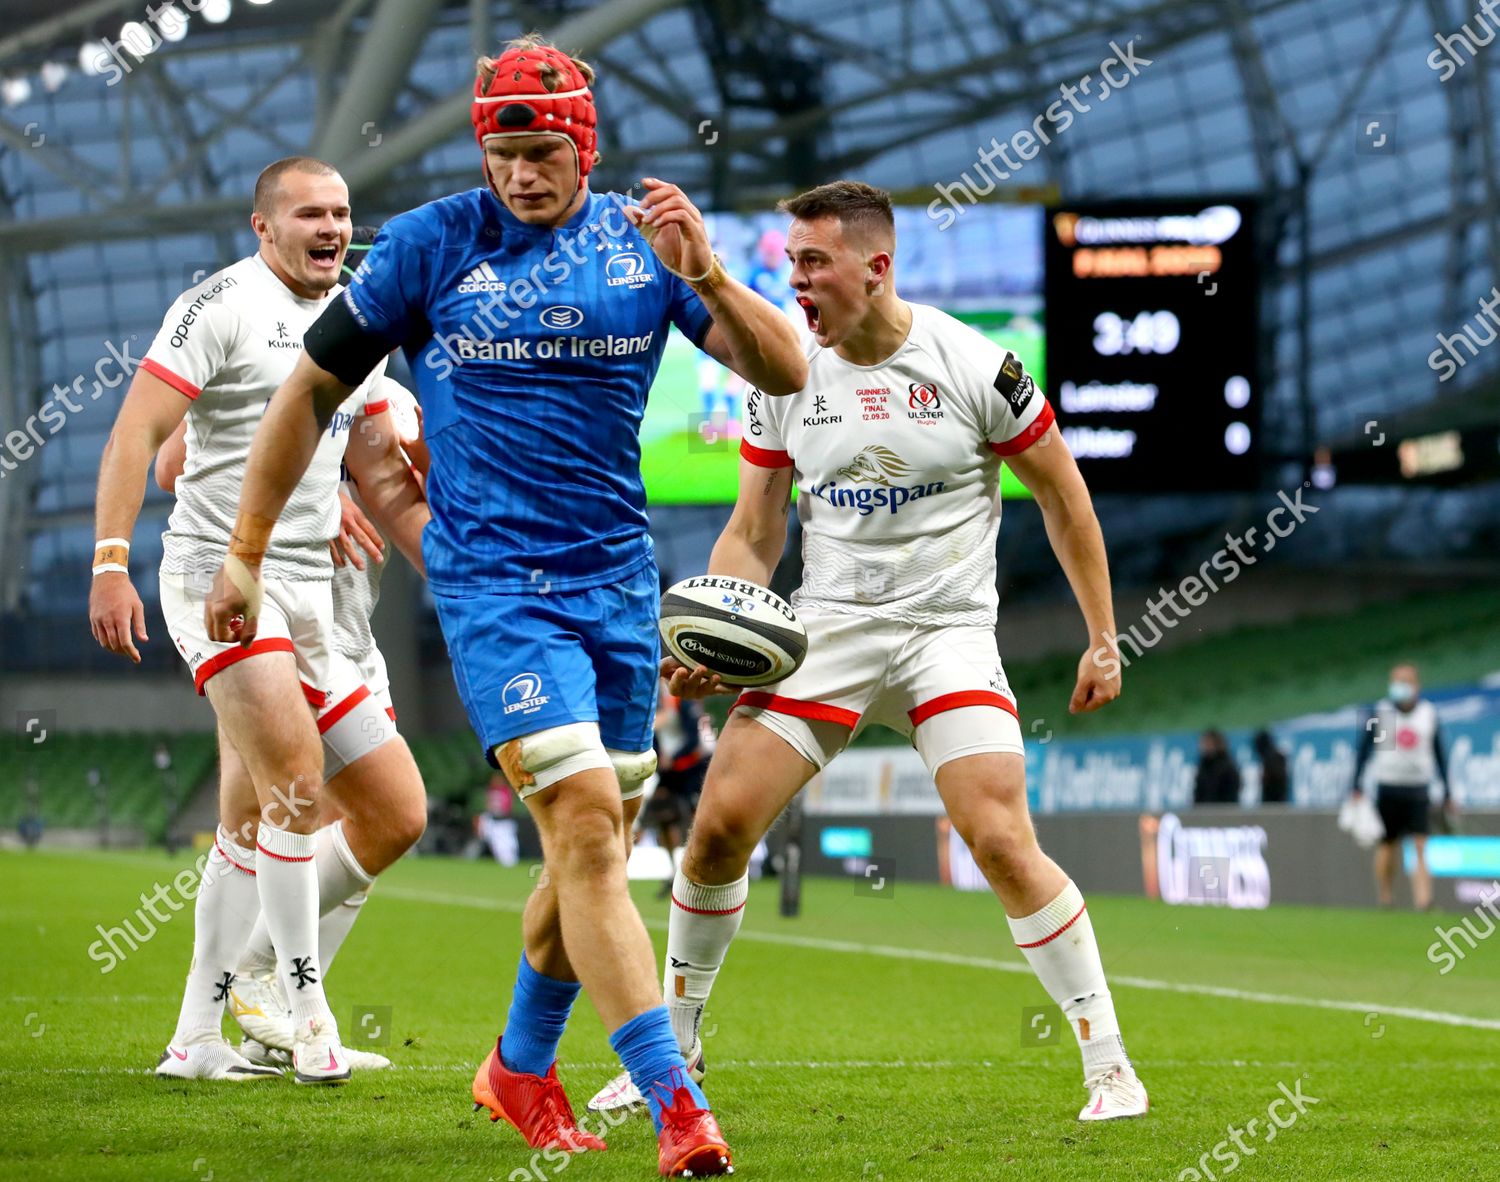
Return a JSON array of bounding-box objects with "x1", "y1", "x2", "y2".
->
[
  {"x1": 812, "y1": 585, "x2": 1500, "y2": 744},
  {"x1": 8, "y1": 586, "x2": 1492, "y2": 837},
  {"x1": 0, "y1": 732, "x2": 216, "y2": 841}
]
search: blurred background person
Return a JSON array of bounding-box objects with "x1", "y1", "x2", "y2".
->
[
  {"x1": 1352, "y1": 663, "x2": 1454, "y2": 910},
  {"x1": 1194, "y1": 728, "x2": 1242, "y2": 806},
  {"x1": 1253, "y1": 729, "x2": 1289, "y2": 804},
  {"x1": 643, "y1": 676, "x2": 712, "y2": 899},
  {"x1": 475, "y1": 770, "x2": 520, "y2": 867}
]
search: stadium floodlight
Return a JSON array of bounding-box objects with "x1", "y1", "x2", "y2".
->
[
  {"x1": 247, "y1": 0, "x2": 276, "y2": 6},
  {"x1": 78, "y1": 41, "x2": 109, "y2": 75},
  {"x1": 119, "y1": 21, "x2": 158, "y2": 60},
  {"x1": 39, "y1": 62, "x2": 69, "y2": 93},
  {"x1": 158, "y1": 5, "x2": 190, "y2": 42},
  {"x1": 1, "y1": 76, "x2": 33, "y2": 107},
  {"x1": 202, "y1": 0, "x2": 233, "y2": 23}
]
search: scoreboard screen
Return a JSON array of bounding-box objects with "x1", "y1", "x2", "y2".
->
[{"x1": 1043, "y1": 198, "x2": 1261, "y2": 492}]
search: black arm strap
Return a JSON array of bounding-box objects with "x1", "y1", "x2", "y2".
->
[{"x1": 305, "y1": 294, "x2": 400, "y2": 389}]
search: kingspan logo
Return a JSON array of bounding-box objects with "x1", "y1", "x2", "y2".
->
[
  {"x1": 502, "y1": 672, "x2": 550, "y2": 716},
  {"x1": 808, "y1": 446, "x2": 944, "y2": 516}
]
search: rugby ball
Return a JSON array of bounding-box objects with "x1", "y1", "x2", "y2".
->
[{"x1": 659, "y1": 576, "x2": 807, "y2": 688}]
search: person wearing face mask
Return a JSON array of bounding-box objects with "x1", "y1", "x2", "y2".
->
[{"x1": 1351, "y1": 664, "x2": 1454, "y2": 910}]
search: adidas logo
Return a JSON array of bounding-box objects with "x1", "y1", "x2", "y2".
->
[{"x1": 457, "y1": 261, "x2": 507, "y2": 294}]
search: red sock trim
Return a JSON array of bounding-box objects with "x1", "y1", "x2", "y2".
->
[
  {"x1": 213, "y1": 837, "x2": 256, "y2": 876},
  {"x1": 256, "y1": 842, "x2": 315, "y2": 863},
  {"x1": 670, "y1": 895, "x2": 747, "y2": 916},
  {"x1": 1015, "y1": 902, "x2": 1087, "y2": 949}
]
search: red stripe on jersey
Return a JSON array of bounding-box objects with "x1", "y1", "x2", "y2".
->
[
  {"x1": 734, "y1": 691, "x2": 859, "y2": 729},
  {"x1": 317, "y1": 684, "x2": 371, "y2": 734},
  {"x1": 385, "y1": 706, "x2": 397, "y2": 722},
  {"x1": 908, "y1": 690, "x2": 1019, "y2": 728},
  {"x1": 193, "y1": 638, "x2": 295, "y2": 695},
  {"x1": 300, "y1": 682, "x2": 329, "y2": 710},
  {"x1": 740, "y1": 440, "x2": 794, "y2": 469},
  {"x1": 360, "y1": 400, "x2": 390, "y2": 417},
  {"x1": 989, "y1": 399, "x2": 1056, "y2": 457},
  {"x1": 143, "y1": 358, "x2": 202, "y2": 401},
  {"x1": 1015, "y1": 902, "x2": 1087, "y2": 948}
]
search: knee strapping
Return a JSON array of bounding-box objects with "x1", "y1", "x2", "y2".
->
[{"x1": 496, "y1": 722, "x2": 612, "y2": 796}]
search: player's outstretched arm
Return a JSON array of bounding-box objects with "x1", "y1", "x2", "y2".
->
[
  {"x1": 1004, "y1": 424, "x2": 1121, "y2": 714},
  {"x1": 205, "y1": 354, "x2": 354, "y2": 645},
  {"x1": 89, "y1": 369, "x2": 192, "y2": 663},
  {"x1": 631, "y1": 178, "x2": 807, "y2": 396},
  {"x1": 666, "y1": 458, "x2": 795, "y2": 699},
  {"x1": 343, "y1": 408, "x2": 430, "y2": 577}
]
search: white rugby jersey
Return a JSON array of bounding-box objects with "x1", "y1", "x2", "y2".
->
[
  {"x1": 1368, "y1": 699, "x2": 1441, "y2": 788},
  {"x1": 741, "y1": 302, "x2": 1054, "y2": 627},
  {"x1": 332, "y1": 378, "x2": 420, "y2": 661},
  {"x1": 143, "y1": 254, "x2": 386, "y2": 584}
]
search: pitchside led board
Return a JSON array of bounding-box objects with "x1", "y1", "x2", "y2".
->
[
  {"x1": 640, "y1": 204, "x2": 1045, "y2": 504},
  {"x1": 1043, "y1": 198, "x2": 1262, "y2": 492}
]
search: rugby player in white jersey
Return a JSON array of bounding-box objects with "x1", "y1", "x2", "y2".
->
[
  {"x1": 151, "y1": 373, "x2": 429, "y2": 1069},
  {"x1": 589, "y1": 181, "x2": 1148, "y2": 1122},
  {"x1": 89, "y1": 158, "x2": 428, "y2": 1083}
]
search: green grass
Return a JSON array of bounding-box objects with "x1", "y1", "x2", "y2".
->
[{"x1": 3, "y1": 850, "x2": 1498, "y2": 1180}]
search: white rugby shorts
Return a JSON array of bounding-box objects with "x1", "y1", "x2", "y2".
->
[
  {"x1": 731, "y1": 607, "x2": 1024, "y2": 774},
  {"x1": 159, "y1": 571, "x2": 396, "y2": 777}
]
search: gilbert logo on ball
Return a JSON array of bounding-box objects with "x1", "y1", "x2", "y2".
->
[{"x1": 659, "y1": 576, "x2": 807, "y2": 687}]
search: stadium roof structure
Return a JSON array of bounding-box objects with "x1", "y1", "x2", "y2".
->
[{"x1": 0, "y1": 0, "x2": 1496, "y2": 661}]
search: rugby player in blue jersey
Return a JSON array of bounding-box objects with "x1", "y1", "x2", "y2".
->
[{"x1": 205, "y1": 32, "x2": 805, "y2": 1177}]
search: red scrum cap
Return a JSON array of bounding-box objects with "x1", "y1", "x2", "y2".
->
[{"x1": 471, "y1": 42, "x2": 598, "y2": 183}]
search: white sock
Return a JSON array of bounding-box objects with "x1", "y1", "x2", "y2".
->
[
  {"x1": 1006, "y1": 880, "x2": 1130, "y2": 1079},
  {"x1": 170, "y1": 827, "x2": 262, "y2": 1045},
  {"x1": 238, "y1": 821, "x2": 375, "y2": 976},
  {"x1": 255, "y1": 824, "x2": 333, "y2": 1030},
  {"x1": 319, "y1": 888, "x2": 368, "y2": 973},
  {"x1": 664, "y1": 870, "x2": 749, "y2": 1054}
]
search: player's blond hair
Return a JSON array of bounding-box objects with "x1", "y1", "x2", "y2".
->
[{"x1": 476, "y1": 32, "x2": 596, "y2": 93}]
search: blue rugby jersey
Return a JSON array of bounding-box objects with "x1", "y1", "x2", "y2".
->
[{"x1": 339, "y1": 188, "x2": 712, "y2": 594}]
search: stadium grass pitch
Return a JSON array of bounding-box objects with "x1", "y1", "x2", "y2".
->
[{"x1": 3, "y1": 848, "x2": 1496, "y2": 1180}]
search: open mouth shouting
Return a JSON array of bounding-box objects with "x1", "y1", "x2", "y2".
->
[
  {"x1": 796, "y1": 294, "x2": 821, "y2": 334},
  {"x1": 307, "y1": 243, "x2": 341, "y2": 272}
]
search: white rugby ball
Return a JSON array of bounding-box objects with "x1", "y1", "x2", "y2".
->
[{"x1": 659, "y1": 576, "x2": 807, "y2": 688}]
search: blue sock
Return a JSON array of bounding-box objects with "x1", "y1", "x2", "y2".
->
[
  {"x1": 499, "y1": 954, "x2": 581, "y2": 1078},
  {"x1": 609, "y1": 1005, "x2": 707, "y2": 1131}
]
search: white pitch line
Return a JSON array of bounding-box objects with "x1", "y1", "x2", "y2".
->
[
  {"x1": 4, "y1": 1058, "x2": 1493, "y2": 1079},
  {"x1": 377, "y1": 885, "x2": 1500, "y2": 1033}
]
